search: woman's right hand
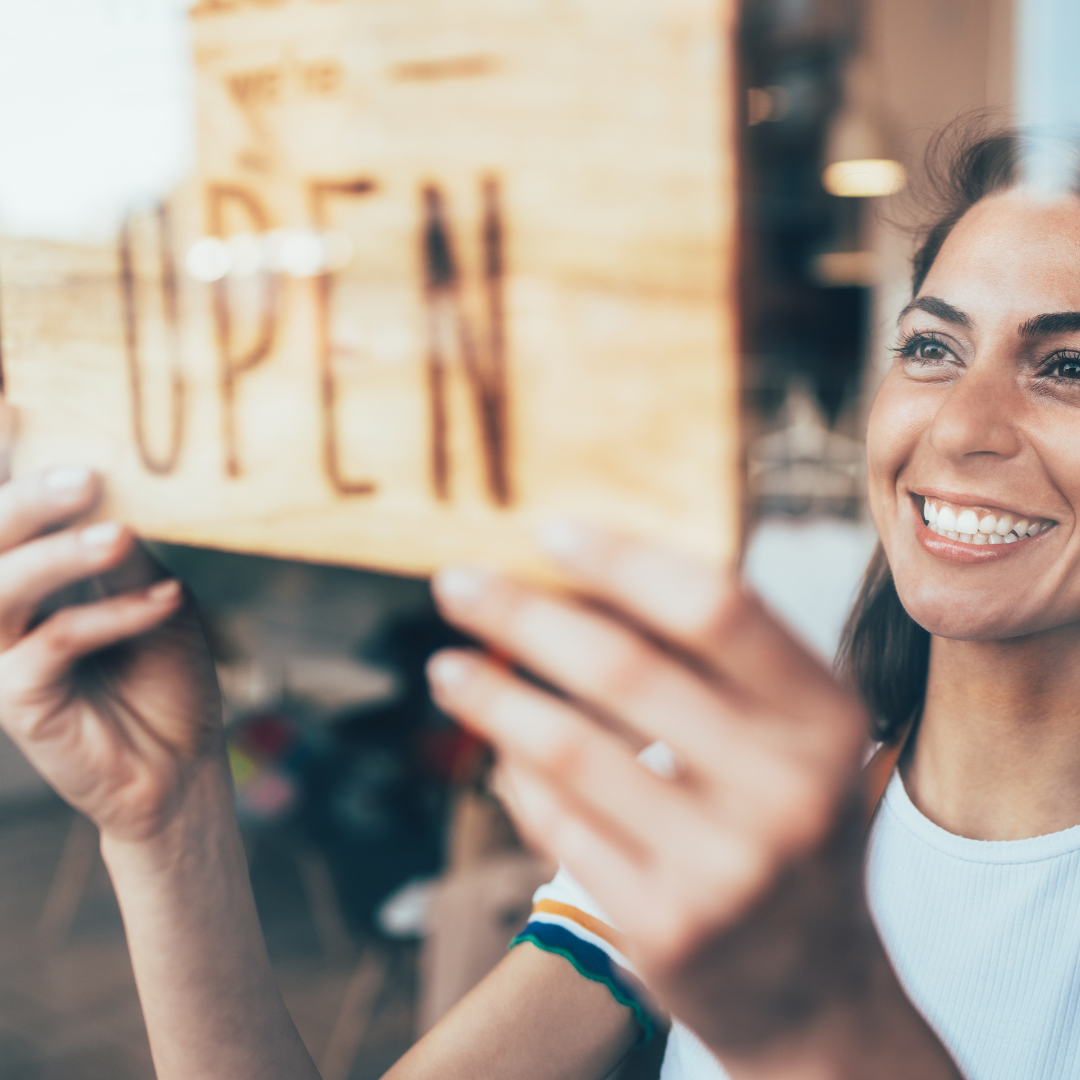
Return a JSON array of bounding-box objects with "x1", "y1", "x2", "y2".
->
[
  {"x1": 0, "y1": 464, "x2": 224, "y2": 844},
  {"x1": 428, "y1": 526, "x2": 961, "y2": 1078}
]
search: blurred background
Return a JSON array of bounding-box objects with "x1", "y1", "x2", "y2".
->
[{"x1": 0, "y1": 0, "x2": 1023, "y2": 1077}]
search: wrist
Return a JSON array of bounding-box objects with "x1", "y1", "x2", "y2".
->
[
  {"x1": 94, "y1": 742, "x2": 318, "y2": 1080},
  {"x1": 100, "y1": 755, "x2": 239, "y2": 881},
  {"x1": 720, "y1": 943, "x2": 960, "y2": 1080}
]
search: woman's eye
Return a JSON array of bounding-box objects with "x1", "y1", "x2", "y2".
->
[
  {"x1": 1047, "y1": 357, "x2": 1080, "y2": 380},
  {"x1": 913, "y1": 340, "x2": 948, "y2": 361},
  {"x1": 893, "y1": 332, "x2": 957, "y2": 372}
]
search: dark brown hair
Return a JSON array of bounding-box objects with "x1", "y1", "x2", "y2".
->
[{"x1": 836, "y1": 124, "x2": 1034, "y2": 742}]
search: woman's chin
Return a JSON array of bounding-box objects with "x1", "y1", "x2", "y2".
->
[{"x1": 895, "y1": 583, "x2": 1037, "y2": 642}]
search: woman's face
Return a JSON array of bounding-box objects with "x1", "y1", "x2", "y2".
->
[{"x1": 868, "y1": 188, "x2": 1080, "y2": 641}]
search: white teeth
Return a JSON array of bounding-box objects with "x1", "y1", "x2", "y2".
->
[
  {"x1": 955, "y1": 509, "x2": 980, "y2": 534},
  {"x1": 920, "y1": 498, "x2": 1054, "y2": 547}
]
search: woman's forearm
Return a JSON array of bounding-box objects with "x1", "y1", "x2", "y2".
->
[
  {"x1": 101, "y1": 752, "x2": 640, "y2": 1080},
  {"x1": 384, "y1": 944, "x2": 640, "y2": 1080},
  {"x1": 100, "y1": 758, "x2": 321, "y2": 1080}
]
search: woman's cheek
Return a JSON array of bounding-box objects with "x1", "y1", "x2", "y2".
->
[{"x1": 865, "y1": 371, "x2": 924, "y2": 526}]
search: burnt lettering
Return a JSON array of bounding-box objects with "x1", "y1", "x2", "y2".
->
[
  {"x1": 301, "y1": 60, "x2": 343, "y2": 96},
  {"x1": 118, "y1": 206, "x2": 185, "y2": 476},
  {"x1": 225, "y1": 60, "x2": 342, "y2": 109},
  {"x1": 189, "y1": 0, "x2": 243, "y2": 17},
  {"x1": 192, "y1": 0, "x2": 342, "y2": 17},
  {"x1": 392, "y1": 56, "x2": 498, "y2": 81},
  {"x1": 207, "y1": 185, "x2": 278, "y2": 478},
  {"x1": 308, "y1": 179, "x2": 379, "y2": 496},
  {"x1": 421, "y1": 180, "x2": 512, "y2": 505},
  {"x1": 227, "y1": 67, "x2": 283, "y2": 107}
]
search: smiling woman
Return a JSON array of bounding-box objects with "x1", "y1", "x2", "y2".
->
[
  {"x1": 843, "y1": 130, "x2": 1080, "y2": 738},
  {"x1": 808, "y1": 128, "x2": 1080, "y2": 1077}
]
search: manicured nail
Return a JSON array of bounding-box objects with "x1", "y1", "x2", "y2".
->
[
  {"x1": 427, "y1": 652, "x2": 472, "y2": 689},
  {"x1": 432, "y1": 567, "x2": 490, "y2": 606},
  {"x1": 148, "y1": 579, "x2": 181, "y2": 603},
  {"x1": 80, "y1": 521, "x2": 122, "y2": 548},
  {"x1": 43, "y1": 466, "x2": 91, "y2": 496}
]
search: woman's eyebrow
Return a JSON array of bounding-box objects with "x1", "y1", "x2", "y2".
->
[
  {"x1": 897, "y1": 296, "x2": 972, "y2": 327},
  {"x1": 1018, "y1": 312, "x2": 1080, "y2": 338}
]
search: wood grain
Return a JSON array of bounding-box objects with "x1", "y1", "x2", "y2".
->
[{"x1": 1, "y1": 0, "x2": 742, "y2": 578}]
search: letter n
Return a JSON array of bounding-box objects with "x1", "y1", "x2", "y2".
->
[{"x1": 421, "y1": 178, "x2": 512, "y2": 506}]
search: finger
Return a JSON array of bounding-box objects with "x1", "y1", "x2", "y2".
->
[
  {"x1": 0, "y1": 467, "x2": 100, "y2": 552},
  {"x1": 0, "y1": 580, "x2": 184, "y2": 715},
  {"x1": 538, "y1": 523, "x2": 865, "y2": 746},
  {"x1": 496, "y1": 760, "x2": 764, "y2": 963},
  {"x1": 431, "y1": 643, "x2": 833, "y2": 856},
  {"x1": 432, "y1": 568, "x2": 753, "y2": 770},
  {"x1": 0, "y1": 521, "x2": 133, "y2": 648},
  {"x1": 427, "y1": 649, "x2": 695, "y2": 855},
  {"x1": 495, "y1": 755, "x2": 649, "y2": 881},
  {"x1": 95, "y1": 538, "x2": 171, "y2": 596}
]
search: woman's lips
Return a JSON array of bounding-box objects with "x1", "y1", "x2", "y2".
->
[
  {"x1": 911, "y1": 496, "x2": 1054, "y2": 563},
  {"x1": 916, "y1": 518, "x2": 1031, "y2": 562}
]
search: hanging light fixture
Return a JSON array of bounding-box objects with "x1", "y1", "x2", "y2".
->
[{"x1": 822, "y1": 58, "x2": 906, "y2": 198}]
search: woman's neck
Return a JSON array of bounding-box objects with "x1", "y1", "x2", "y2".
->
[{"x1": 905, "y1": 626, "x2": 1080, "y2": 841}]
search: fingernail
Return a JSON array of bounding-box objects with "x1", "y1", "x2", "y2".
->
[
  {"x1": 148, "y1": 579, "x2": 181, "y2": 602},
  {"x1": 432, "y1": 567, "x2": 490, "y2": 606},
  {"x1": 80, "y1": 521, "x2": 122, "y2": 548},
  {"x1": 43, "y1": 466, "x2": 91, "y2": 495},
  {"x1": 539, "y1": 519, "x2": 596, "y2": 562},
  {"x1": 427, "y1": 652, "x2": 472, "y2": 689}
]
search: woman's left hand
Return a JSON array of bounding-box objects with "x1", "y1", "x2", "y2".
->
[{"x1": 426, "y1": 524, "x2": 954, "y2": 1077}]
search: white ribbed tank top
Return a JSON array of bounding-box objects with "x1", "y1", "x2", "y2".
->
[{"x1": 661, "y1": 770, "x2": 1080, "y2": 1080}]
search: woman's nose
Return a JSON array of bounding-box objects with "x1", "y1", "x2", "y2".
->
[{"x1": 927, "y1": 358, "x2": 1023, "y2": 463}]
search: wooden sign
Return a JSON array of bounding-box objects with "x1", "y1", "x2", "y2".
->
[{"x1": 1, "y1": 0, "x2": 741, "y2": 577}]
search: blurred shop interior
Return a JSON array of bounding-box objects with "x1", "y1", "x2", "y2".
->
[{"x1": 0, "y1": 2, "x2": 1017, "y2": 1079}]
